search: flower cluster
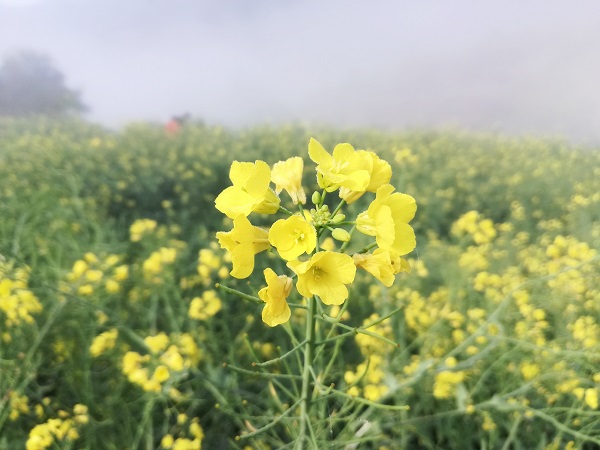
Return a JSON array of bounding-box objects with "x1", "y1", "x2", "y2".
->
[
  {"x1": 0, "y1": 261, "x2": 41, "y2": 336},
  {"x1": 215, "y1": 138, "x2": 417, "y2": 326},
  {"x1": 122, "y1": 332, "x2": 201, "y2": 393},
  {"x1": 61, "y1": 252, "x2": 128, "y2": 297},
  {"x1": 160, "y1": 413, "x2": 205, "y2": 450},
  {"x1": 451, "y1": 210, "x2": 496, "y2": 245},
  {"x1": 26, "y1": 405, "x2": 89, "y2": 450}
]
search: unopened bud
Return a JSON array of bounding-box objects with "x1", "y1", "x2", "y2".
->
[
  {"x1": 311, "y1": 191, "x2": 321, "y2": 205},
  {"x1": 331, "y1": 214, "x2": 346, "y2": 224},
  {"x1": 331, "y1": 228, "x2": 351, "y2": 242}
]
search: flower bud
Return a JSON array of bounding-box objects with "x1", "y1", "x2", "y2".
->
[
  {"x1": 311, "y1": 191, "x2": 321, "y2": 205},
  {"x1": 331, "y1": 228, "x2": 351, "y2": 242},
  {"x1": 331, "y1": 214, "x2": 346, "y2": 224}
]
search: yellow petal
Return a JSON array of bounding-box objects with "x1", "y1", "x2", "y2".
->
[
  {"x1": 308, "y1": 138, "x2": 332, "y2": 166},
  {"x1": 307, "y1": 272, "x2": 348, "y2": 305},
  {"x1": 215, "y1": 186, "x2": 256, "y2": 218},
  {"x1": 245, "y1": 160, "x2": 271, "y2": 198},
  {"x1": 230, "y1": 243, "x2": 255, "y2": 278},
  {"x1": 392, "y1": 222, "x2": 417, "y2": 255},
  {"x1": 390, "y1": 193, "x2": 417, "y2": 224},
  {"x1": 229, "y1": 161, "x2": 255, "y2": 186},
  {"x1": 374, "y1": 205, "x2": 395, "y2": 250},
  {"x1": 319, "y1": 251, "x2": 356, "y2": 284}
]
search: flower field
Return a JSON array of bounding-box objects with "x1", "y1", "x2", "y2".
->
[{"x1": 0, "y1": 117, "x2": 599, "y2": 449}]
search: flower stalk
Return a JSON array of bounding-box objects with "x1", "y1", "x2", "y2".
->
[{"x1": 297, "y1": 295, "x2": 317, "y2": 449}]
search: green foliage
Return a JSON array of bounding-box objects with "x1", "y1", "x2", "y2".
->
[{"x1": 0, "y1": 117, "x2": 599, "y2": 449}]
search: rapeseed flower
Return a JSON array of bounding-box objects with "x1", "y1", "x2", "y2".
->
[
  {"x1": 308, "y1": 138, "x2": 370, "y2": 193},
  {"x1": 258, "y1": 268, "x2": 293, "y2": 327},
  {"x1": 353, "y1": 249, "x2": 410, "y2": 287},
  {"x1": 287, "y1": 251, "x2": 356, "y2": 305},
  {"x1": 356, "y1": 184, "x2": 417, "y2": 255},
  {"x1": 268, "y1": 215, "x2": 316, "y2": 261},
  {"x1": 216, "y1": 215, "x2": 270, "y2": 278},
  {"x1": 215, "y1": 160, "x2": 280, "y2": 218},
  {"x1": 188, "y1": 290, "x2": 222, "y2": 320},
  {"x1": 89, "y1": 328, "x2": 118, "y2": 357},
  {"x1": 339, "y1": 151, "x2": 392, "y2": 204},
  {"x1": 271, "y1": 156, "x2": 306, "y2": 204}
]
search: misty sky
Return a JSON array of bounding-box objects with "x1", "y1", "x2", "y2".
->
[{"x1": 1, "y1": 0, "x2": 600, "y2": 141}]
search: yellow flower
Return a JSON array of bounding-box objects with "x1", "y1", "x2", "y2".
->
[
  {"x1": 161, "y1": 434, "x2": 174, "y2": 449},
  {"x1": 113, "y1": 265, "x2": 129, "y2": 281},
  {"x1": 308, "y1": 138, "x2": 370, "y2": 193},
  {"x1": 339, "y1": 151, "x2": 392, "y2": 204},
  {"x1": 144, "y1": 332, "x2": 170, "y2": 354},
  {"x1": 268, "y1": 215, "x2": 316, "y2": 261},
  {"x1": 152, "y1": 365, "x2": 170, "y2": 383},
  {"x1": 217, "y1": 215, "x2": 270, "y2": 279},
  {"x1": 188, "y1": 290, "x2": 222, "y2": 320},
  {"x1": 585, "y1": 388, "x2": 599, "y2": 409},
  {"x1": 271, "y1": 156, "x2": 306, "y2": 204},
  {"x1": 356, "y1": 184, "x2": 417, "y2": 255},
  {"x1": 215, "y1": 160, "x2": 280, "y2": 218},
  {"x1": 89, "y1": 328, "x2": 118, "y2": 357},
  {"x1": 258, "y1": 268, "x2": 293, "y2": 327},
  {"x1": 353, "y1": 249, "x2": 410, "y2": 287},
  {"x1": 287, "y1": 251, "x2": 356, "y2": 305},
  {"x1": 433, "y1": 370, "x2": 465, "y2": 399}
]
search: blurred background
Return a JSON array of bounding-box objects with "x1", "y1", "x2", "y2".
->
[{"x1": 1, "y1": 0, "x2": 600, "y2": 142}]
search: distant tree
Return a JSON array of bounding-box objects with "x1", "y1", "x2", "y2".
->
[{"x1": 0, "y1": 50, "x2": 87, "y2": 117}]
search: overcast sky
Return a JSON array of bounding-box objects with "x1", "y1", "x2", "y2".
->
[{"x1": 1, "y1": 0, "x2": 599, "y2": 141}]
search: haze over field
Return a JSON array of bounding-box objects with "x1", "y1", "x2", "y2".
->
[{"x1": 1, "y1": 0, "x2": 600, "y2": 141}]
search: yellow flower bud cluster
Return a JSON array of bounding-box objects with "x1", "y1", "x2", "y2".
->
[
  {"x1": 452, "y1": 210, "x2": 497, "y2": 245},
  {"x1": 188, "y1": 290, "x2": 222, "y2": 321},
  {"x1": 344, "y1": 354, "x2": 388, "y2": 401},
  {"x1": 89, "y1": 328, "x2": 119, "y2": 358},
  {"x1": 160, "y1": 414, "x2": 204, "y2": 450},
  {"x1": 214, "y1": 138, "x2": 417, "y2": 326},
  {"x1": 0, "y1": 260, "x2": 42, "y2": 335},
  {"x1": 433, "y1": 369, "x2": 466, "y2": 400},
  {"x1": 26, "y1": 405, "x2": 88, "y2": 450},
  {"x1": 8, "y1": 390, "x2": 30, "y2": 421},
  {"x1": 142, "y1": 247, "x2": 178, "y2": 284},
  {"x1": 197, "y1": 243, "x2": 230, "y2": 282},
  {"x1": 63, "y1": 252, "x2": 127, "y2": 297},
  {"x1": 122, "y1": 332, "x2": 200, "y2": 393},
  {"x1": 129, "y1": 218, "x2": 158, "y2": 242}
]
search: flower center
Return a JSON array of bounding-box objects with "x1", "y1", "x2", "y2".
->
[
  {"x1": 294, "y1": 229, "x2": 305, "y2": 244},
  {"x1": 312, "y1": 267, "x2": 323, "y2": 281}
]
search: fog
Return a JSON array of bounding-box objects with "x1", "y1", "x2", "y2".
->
[{"x1": 1, "y1": 0, "x2": 600, "y2": 142}]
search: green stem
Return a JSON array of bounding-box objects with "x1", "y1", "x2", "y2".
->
[
  {"x1": 216, "y1": 283, "x2": 261, "y2": 304},
  {"x1": 279, "y1": 206, "x2": 295, "y2": 216},
  {"x1": 318, "y1": 314, "x2": 400, "y2": 348},
  {"x1": 319, "y1": 190, "x2": 326, "y2": 207},
  {"x1": 254, "y1": 340, "x2": 307, "y2": 367},
  {"x1": 237, "y1": 398, "x2": 302, "y2": 440},
  {"x1": 357, "y1": 241, "x2": 378, "y2": 254},
  {"x1": 339, "y1": 225, "x2": 356, "y2": 252},
  {"x1": 296, "y1": 296, "x2": 317, "y2": 449},
  {"x1": 330, "y1": 199, "x2": 346, "y2": 218}
]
